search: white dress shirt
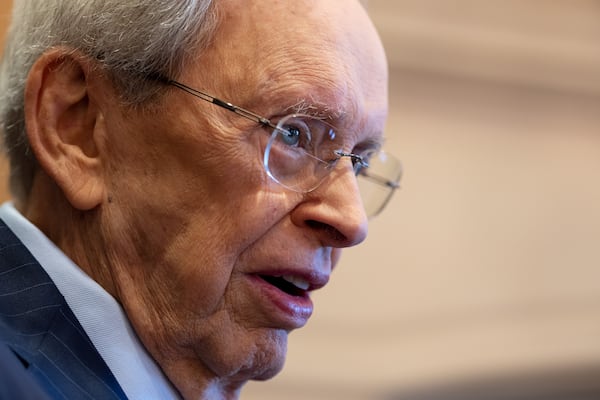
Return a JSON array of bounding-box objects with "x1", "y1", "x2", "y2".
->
[{"x1": 0, "y1": 202, "x2": 181, "y2": 400}]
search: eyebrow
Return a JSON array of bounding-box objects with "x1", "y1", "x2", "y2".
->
[
  {"x1": 284, "y1": 98, "x2": 347, "y2": 121},
  {"x1": 358, "y1": 136, "x2": 385, "y2": 151},
  {"x1": 286, "y1": 98, "x2": 386, "y2": 151}
]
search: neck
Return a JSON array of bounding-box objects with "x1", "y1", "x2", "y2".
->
[
  {"x1": 165, "y1": 363, "x2": 244, "y2": 400},
  {"x1": 19, "y1": 171, "x2": 118, "y2": 298}
]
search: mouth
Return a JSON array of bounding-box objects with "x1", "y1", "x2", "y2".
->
[
  {"x1": 249, "y1": 273, "x2": 317, "y2": 329},
  {"x1": 259, "y1": 275, "x2": 310, "y2": 297}
]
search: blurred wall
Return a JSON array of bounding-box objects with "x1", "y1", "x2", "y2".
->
[
  {"x1": 0, "y1": 1, "x2": 9, "y2": 40},
  {"x1": 0, "y1": 0, "x2": 11, "y2": 201}
]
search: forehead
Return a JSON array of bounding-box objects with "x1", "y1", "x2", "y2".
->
[{"x1": 186, "y1": 0, "x2": 388, "y2": 134}]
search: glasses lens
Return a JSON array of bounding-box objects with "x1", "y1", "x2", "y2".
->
[
  {"x1": 264, "y1": 114, "x2": 341, "y2": 192},
  {"x1": 264, "y1": 114, "x2": 402, "y2": 218},
  {"x1": 357, "y1": 151, "x2": 402, "y2": 217}
]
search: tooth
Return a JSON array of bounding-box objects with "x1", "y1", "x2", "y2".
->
[{"x1": 282, "y1": 275, "x2": 310, "y2": 290}]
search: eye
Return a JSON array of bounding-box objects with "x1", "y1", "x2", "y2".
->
[
  {"x1": 278, "y1": 118, "x2": 312, "y2": 150},
  {"x1": 281, "y1": 126, "x2": 301, "y2": 146},
  {"x1": 353, "y1": 149, "x2": 378, "y2": 175}
]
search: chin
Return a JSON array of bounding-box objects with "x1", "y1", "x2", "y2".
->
[
  {"x1": 233, "y1": 329, "x2": 289, "y2": 382},
  {"x1": 251, "y1": 355, "x2": 287, "y2": 381}
]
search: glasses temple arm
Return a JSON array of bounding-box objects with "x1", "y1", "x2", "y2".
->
[
  {"x1": 359, "y1": 170, "x2": 401, "y2": 189},
  {"x1": 166, "y1": 80, "x2": 278, "y2": 130}
]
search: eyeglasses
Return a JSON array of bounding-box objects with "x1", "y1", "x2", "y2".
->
[{"x1": 164, "y1": 79, "x2": 402, "y2": 217}]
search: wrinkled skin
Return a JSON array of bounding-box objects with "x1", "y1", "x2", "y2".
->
[{"x1": 22, "y1": 0, "x2": 388, "y2": 398}]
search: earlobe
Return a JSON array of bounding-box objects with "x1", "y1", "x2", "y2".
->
[{"x1": 25, "y1": 48, "x2": 105, "y2": 211}]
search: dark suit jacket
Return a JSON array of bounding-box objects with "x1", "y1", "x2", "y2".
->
[
  {"x1": 0, "y1": 219, "x2": 127, "y2": 399},
  {"x1": 0, "y1": 342, "x2": 52, "y2": 400}
]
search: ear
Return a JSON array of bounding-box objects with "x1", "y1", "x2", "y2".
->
[{"x1": 24, "y1": 48, "x2": 106, "y2": 211}]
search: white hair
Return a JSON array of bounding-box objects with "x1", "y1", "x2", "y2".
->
[{"x1": 0, "y1": 0, "x2": 218, "y2": 202}]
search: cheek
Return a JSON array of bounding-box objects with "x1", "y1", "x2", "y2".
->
[{"x1": 162, "y1": 190, "x2": 294, "y2": 312}]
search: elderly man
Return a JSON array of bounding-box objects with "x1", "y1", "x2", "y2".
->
[{"x1": 0, "y1": 0, "x2": 401, "y2": 399}]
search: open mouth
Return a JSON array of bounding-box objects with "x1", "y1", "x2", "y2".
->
[{"x1": 260, "y1": 275, "x2": 309, "y2": 297}]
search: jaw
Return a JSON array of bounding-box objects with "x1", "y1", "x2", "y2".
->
[{"x1": 151, "y1": 323, "x2": 289, "y2": 400}]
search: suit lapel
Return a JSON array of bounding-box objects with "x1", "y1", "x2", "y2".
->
[{"x1": 0, "y1": 219, "x2": 128, "y2": 399}]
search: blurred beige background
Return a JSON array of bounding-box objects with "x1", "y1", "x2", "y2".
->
[
  {"x1": 0, "y1": 0, "x2": 10, "y2": 199},
  {"x1": 1, "y1": 1, "x2": 599, "y2": 399}
]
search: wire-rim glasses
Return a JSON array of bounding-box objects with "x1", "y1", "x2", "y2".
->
[{"x1": 163, "y1": 79, "x2": 402, "y2": 217}]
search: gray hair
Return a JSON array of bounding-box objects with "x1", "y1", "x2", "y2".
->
[{"x1": 0, "y1": 0, "x2": 218, "y2": 203}]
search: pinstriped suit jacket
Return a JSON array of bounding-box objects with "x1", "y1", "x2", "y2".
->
[
  {"x1": 0, "y1": 341, "x2": 53, "y2": 399},
  {"x1": 0, "y1": 219, "x2": 128, "y2": 399}
]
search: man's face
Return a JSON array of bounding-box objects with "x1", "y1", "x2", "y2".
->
[{"x1": 100, "y1": 0, "x2": 388, "y2": 386}]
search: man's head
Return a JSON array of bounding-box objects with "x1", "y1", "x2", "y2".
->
[
  {"x1": 0, "y1": 0, "x2": 218, "y2": 203},
  {"x1": 0, "y1": 0, "x2": 391, "y2": 397}
]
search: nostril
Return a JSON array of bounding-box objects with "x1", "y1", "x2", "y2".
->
[{"x1": 306, "y1": 220, "x2": 347, "y2": 243}]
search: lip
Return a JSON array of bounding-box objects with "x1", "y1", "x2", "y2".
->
[{"x1": 248, "y1": 273, "x2": 321, "y2": 329}]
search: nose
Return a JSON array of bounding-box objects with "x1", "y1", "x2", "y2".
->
[{"x1": 290, "y1": 160, "x2": 368, "y2": 248}]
